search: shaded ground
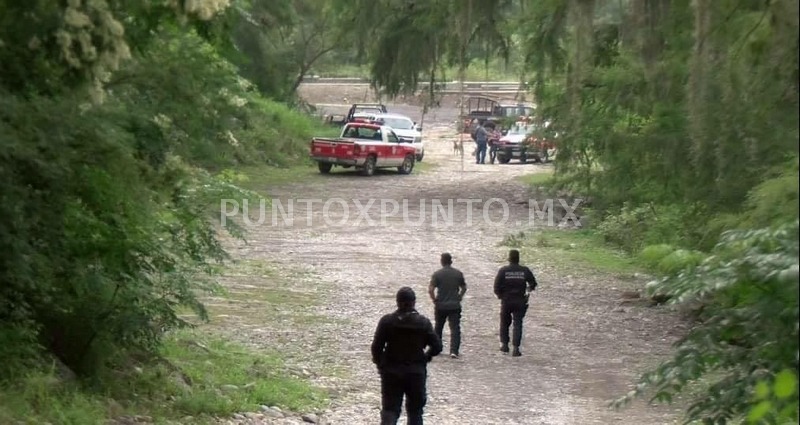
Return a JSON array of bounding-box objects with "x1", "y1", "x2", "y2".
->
[{"x1": 208, "y1": 85, "x2": 687, "y2": 424}]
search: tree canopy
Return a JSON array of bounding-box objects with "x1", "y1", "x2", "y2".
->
[{"x1": 0, "y1": 0, "x2": 797, "y2": 423}]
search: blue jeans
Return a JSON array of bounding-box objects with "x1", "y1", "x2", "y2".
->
[{"x1": 476, "y1": 140, "x2": 487, "y2": 163}]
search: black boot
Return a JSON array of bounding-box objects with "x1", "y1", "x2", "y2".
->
[
  {"x1": 500, "y1": 343, "x2": 509, "y2": 354},
  {"x1": 512, "y1": 347, "x2": 522, "y2": 357}
]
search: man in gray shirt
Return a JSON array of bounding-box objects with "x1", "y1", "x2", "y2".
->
[
  {"x1": 428, "y1": 253, "x2": 467, "y2": 358},
  {"x1": 473, "y1": 121, "x2": 489, "y2": 164}
]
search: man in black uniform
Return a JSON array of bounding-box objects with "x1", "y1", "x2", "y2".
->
[
  {"x1": 372, "y1": 287, "x2": 443, "y2": 424},
  {"x1": 493, "y1": 249, "x2": 538, "y2": 357},
  {"x1": 428, "y1": 253, "x2": 467, "y2": 358}
]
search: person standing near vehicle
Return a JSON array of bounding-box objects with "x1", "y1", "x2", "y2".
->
[
  {"x1": 486, "y1": 122, "x2": 501, "y2": 164},
  {"x1": 473, "y1": 120, "x2": 489, "y2": 164},
  {"x1": 493, "y1": 249, "x2": 538, "y2": 357},
  {"x1": 372, "y1": 287, "x2": 442, "y2": 425},
  {"x1": 428, "y1": 253, "x2": 467, "y2": 358}
]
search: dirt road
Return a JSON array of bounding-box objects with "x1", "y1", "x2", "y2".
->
[{"x1": 212, "y1": 89, "x2": 685, "y2": 424}]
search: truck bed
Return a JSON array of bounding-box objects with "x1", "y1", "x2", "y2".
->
[{"x1": 311, "y1": 137, "x2": 360, "y2": 164}]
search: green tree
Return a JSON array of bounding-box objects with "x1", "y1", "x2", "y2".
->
[
  {"x1": 228, "y1": 0, "x2": 349, "y2": 101},
  {"x1": 0, "y1": 0, "x2": 276, "y2": 378},
  {"x1": 613, "y1": 222, "x2": 799, "y2": 424}
]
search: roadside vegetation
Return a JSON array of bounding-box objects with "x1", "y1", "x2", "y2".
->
[
  {"x1": 0, "y1": 1, "x2": 338, "y2": 423},
  {"x1": 1, "y1": 0, "x2": 797, "y2": 424},
  {"x1": 327, "y1": 0, "x2": 797, "y2": 422},
  {"x1": 0, "y1": 330, "x2": 325, "y2": 424}
]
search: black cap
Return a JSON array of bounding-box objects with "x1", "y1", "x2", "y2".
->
[{"x1": 396, "y1": 287, "x2": 416, "y2": 304}]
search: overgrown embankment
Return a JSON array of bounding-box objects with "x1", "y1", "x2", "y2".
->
[
  {"x1": 0, "y1": 2, "x2": 338, "y2": 423},
  {"x1": 520, "y1": 156, "x2": 798, "y2": 424}
]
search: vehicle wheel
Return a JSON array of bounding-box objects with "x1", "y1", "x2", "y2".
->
[
  {"x1": 398, "y1": 154, "x2": 415, "y2": 175},
  {"x1": 318, "y1": 162, "x2": 332, "y2": 174},
  {"x1": 361, "y1": 155, "x2": 376, "y2": 176},
  {"x1": 500, "y1": 149, "x2": 512, "y2": 164}
]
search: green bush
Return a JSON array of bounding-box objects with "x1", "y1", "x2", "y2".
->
[
  {"x1": 595, "y1": 203, "x2": 651, "y2": 253},
  {"x1": 0, "y1": 373, "x2": 107, "y2": 425},
  {"x1": 704, "y1": 157, "x2": 799, "y2": 249},
  {"x1": 0, "y1": 331, "x2": 327, "y2": 423},
  {"x1": 596, "y1": 202, "x2": 710, "y2": 255},
  {"x1": 614, "y1": 221, "x2": 800, "y2": 423},
  {"x1": 0, "y1": 86, "x2": 264, "y2": 377},
  {"x1": 748, "y1": 369, "x2": 799, "y2": 424},
  {"x1": 0, "y1": 8, "x2": 331, "y2": 380},
  {"x1": 638, "y1": 244, "x2": 676, "y2": 270},
  {"x1": 0, "y1": 325, "x2": 42, "y2": 380},
  {"x1": 240, "y1": 97, "x2": 330, "y2": 166},
  {"x1": 654, "y1": 249, "x2": 705, "y2": 275}
]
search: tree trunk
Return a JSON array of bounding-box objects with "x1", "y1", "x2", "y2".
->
[
  {"x1": 567, "y1": 0, "x2": 595, "y2": 116},
  {"x1": 459, "y1": 0, "x2": 473, "y2": 172},
  {"x1": 289, "y1": 47, "x2": 336, "y2": 95},
  {"x1": 687, "y1": 0, "x2": 717, "y2": 199},
  {"x1": 769, "y1": 0, "x2": 799, "y2": 106},
  {"x1": 563, "y1": 0, "x2": 596, "y2": 180}
]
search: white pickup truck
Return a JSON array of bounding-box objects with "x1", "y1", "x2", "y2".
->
[{"x1": 352, "y1": 113, "x2": 425, "y2": 162}]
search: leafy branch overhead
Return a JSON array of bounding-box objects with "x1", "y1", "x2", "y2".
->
[
  {"x1": 229, "y1": 0, "x2": 351, "y2": 99},
  {"x1": 0, "y1": 0, "x2": 797, "y2": 424},
  {"x1": 0, "y1": 0, "x2": 319, "y2": 383},
  {"x1": 331, "y1": 0, "x2": 516, "y2": 97},
  {"x1": 330, "y1": 0, "x2": 798, "y2": 423}
]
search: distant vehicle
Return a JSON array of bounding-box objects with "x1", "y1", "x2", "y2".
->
[
  {"x1": 372, "y1": 113, "x2": 425, "y2": 162},
  {"x1": 351, "y1": 112, "x2": 378, "y2": 122},
  {"x1": 458, "y1": 96, "x2": 535, "y2": 133},
  {"x1": 322, "y1": 103, "x2": 388, "y2": 127},
  {"x1": 309, "y1": 122, "x2": 416, "y2": 176},
  {"x1": 346, "y1": 103, "x2": 388, "y2": 123},
  {"x1": 494, "y1": 119, "x2": 556, "y2": 164}
]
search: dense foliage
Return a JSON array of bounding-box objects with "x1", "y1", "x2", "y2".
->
[
  {"x1": 335, "y1": 0, "x2": 799, "y2": 422},
  {"x1": 615, "y1": 222, "x2": 799, "y2": 423},
  {"x1": 0, "y1": 0, "x2": 326, "y2": 382},
  {"x1": 1, "y1": 0, "x2": 797, "y2": 422}
]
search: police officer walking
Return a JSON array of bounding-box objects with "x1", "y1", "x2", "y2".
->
[
  {"x1": 371, "y1": 287, "x2": 443, "y2": 424},
  {"x1": 493, "y1": 249, "x2": 538, "y2": 357},
  {"x1": 428, "y1": 253, "x2": 467, "y2": 358}
]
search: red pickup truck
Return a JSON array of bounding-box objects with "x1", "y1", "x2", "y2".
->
[{"x1": 310, "y1": 122, "x2": 417, "y2": 176}]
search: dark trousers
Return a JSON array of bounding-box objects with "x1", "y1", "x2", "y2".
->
[
  {"x1": 476, "y1": 141, "x2": 487, "y2": 163},
  {"x1": 489, "y1": 143, "x2": 498, "y2": 163},
  {"x1": 434, "y1": 307, "x2": 461, "y2": 355},
  {"x1": 500, "y1": 301, "x2": 528, "y2": 347},
  {"x1": 380, "y1": 370, "x2": 427, "y2": 425}
]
